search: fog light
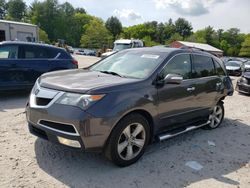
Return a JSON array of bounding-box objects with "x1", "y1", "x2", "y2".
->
[{"x1": 57, "y1": 136, "x2": 81, "y2": 148}]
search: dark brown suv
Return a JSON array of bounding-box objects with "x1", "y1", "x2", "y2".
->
[{"x1": 26, "y1": 47, "x2": 234, "y2": 166}]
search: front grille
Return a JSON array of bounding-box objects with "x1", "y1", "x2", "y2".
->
[
  {"x1": 39, "y1": 120, "x2": 77, "y2": 134},
  {"x1": 36, "y1": 97, "x2": 52, "y2": 106},
  {"x1": 239, "y1": 85, "x2": 249, "y2": 93}
]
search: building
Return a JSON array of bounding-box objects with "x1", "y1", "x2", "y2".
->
[
  {"x1": 170, "y1": 41, "x2": 223, "y2": 57},
  {"x1": 0, "y1": 20, "x2": 39, "y2": 42}
]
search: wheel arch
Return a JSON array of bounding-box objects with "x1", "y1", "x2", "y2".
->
[{"x1": 103, "y1": 109, "x2": 155, "y2": 152}]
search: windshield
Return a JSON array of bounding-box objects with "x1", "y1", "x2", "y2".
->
[
  {"x1": 90, "y1": 50, "x2": 166, "y2": 79},
  {"x1": 113, "y1": 43, "x2": 132, "y2": 51},
  {"x1": 226, "y1": 61, "x2": 241, "y2": 67},
  {"x1": 245, "y1": 61, "x2": 250, "y2": 66}
]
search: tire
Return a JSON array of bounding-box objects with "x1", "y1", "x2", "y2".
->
[
  {"x1": 105, "y1": 113, "x2": 150, "y2": 167},
  {"x1": 204, "y1": 101, "x2": 224, "y2": 129}
]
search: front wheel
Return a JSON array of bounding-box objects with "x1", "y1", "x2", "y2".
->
[
  {"x1": 105, "y1": 113, "x2": 150, "y2": 167},
  {"x1": 204, "y1": 101, "x2": 224, "y2": 129}
]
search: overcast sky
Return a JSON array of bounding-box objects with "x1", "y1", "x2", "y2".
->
[{"x1": 27, "y1": 0, "x2": 250, "y2": 33}]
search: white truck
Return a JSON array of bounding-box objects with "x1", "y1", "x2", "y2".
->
[
  {"x1": 101, "y1": 39, "x2": 144, "y2": 58},
  {"x1": 0, "y1": 20, "x2": 39, "y2": 42}
]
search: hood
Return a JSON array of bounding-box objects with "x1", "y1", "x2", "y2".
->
[
  {"x1": 39, "y1": 69, "x2": 138, "y2": 93},
  {"x1": 226, "y1": 66, "x2": 241, "y2": 70},
  {"x1": 242, "y1": 71, "x2": 250, "y2": 79}
]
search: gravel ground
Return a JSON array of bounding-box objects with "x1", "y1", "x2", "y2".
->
[{"x1": 0, "y1": 55, "x2": 250, "y2": 188}]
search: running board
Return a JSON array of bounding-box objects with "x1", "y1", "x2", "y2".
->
[{"x1": 158, "y1": 121, "x2": 211, "y2": 141}]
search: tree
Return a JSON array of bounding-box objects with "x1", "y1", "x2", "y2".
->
[
  {"x1": 0, "y1": 0, "x2": 6, "y2": 19},
  {"x1": 80, "y1": 18, "x2": 113, "y2": 49},
  {"x1": 174, "y1": 18, "x2": 193, "y2": 40},
  {"x1": 39, "y1": 28, "x2": 50, "y2": 43},
  {"x1": 105, "y1": 16, "x2": 122, "y2": 39},
  {"x1": 239, "y1": 35, "x2": 250, "y2": 57},
  {"x1": 220, "y1": 40, "x2": 229, "y2": 55},
  {"x1": 6, "y1": 0, "x2": 26, "y2": 21}
]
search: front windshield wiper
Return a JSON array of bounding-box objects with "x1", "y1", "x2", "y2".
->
[{"x1": 100, "y1": 71, "x2": 125, "y2": 78}]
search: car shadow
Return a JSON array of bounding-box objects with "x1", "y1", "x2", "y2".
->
[
  {"x1": 34, "y1": 118, "x2": 250, "y2": 187},
  {"x1": 0, "y1": 90, "x2": 30, "y2": 112}
]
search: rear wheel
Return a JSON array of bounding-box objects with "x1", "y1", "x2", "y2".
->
[
  {"x1": 204, "y1": 101, "x2": 224, "y2": 129},
  {"x1": 105, "y1": 113, "x2": 150, "y2": 167}
]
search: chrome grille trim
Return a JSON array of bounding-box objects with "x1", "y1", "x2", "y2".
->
[
  {"x1": 38, "y1": 119, "x2": 80, "y2": 136},
  {"x1": 29, "y1": 81, "x2": 64, "y2": 109}
]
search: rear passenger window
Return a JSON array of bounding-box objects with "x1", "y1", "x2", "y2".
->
[
  {"x1": 22, "y1": 46, "x2": 49, "y2": 59},
  {"x1": 214, "y1": 59, "x2": 226, "y2": 76},
  {"x1": 162, "y1": 54, "x2": 192, "y2": 79},
  {"x1": 0, "y1": 45, "x2": 18, "y2": 59},
  {"x1": 192, "y1": 55, "x2": 215, "y2": 78}
]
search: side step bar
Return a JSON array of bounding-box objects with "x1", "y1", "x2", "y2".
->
[{"x1": 158, "y1": 120, "x2": 211, "y2": 141}]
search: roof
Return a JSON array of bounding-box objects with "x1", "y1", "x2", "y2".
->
[
  {"x1": 176, "y1": 41, "x2": 223, "y2": 53},
  {"x1": 0, "y1": 41, "x2": 60, "y2": 49},
  {"x1": 0, "y1": 19, "x2": 37, "y2": 27}
]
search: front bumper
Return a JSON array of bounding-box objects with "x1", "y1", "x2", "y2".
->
[
  {"x1": 26, "y1": 83, "x2": 115, "y2": 152},
  {"x1": 236, "y1": 82, "x2": 250, "y2": 94}
]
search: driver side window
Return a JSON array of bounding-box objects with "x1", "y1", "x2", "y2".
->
[{"x1": 161, "y1": 54, "x2": 192, "y2": 80}]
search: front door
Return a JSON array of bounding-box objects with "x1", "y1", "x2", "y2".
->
[{"x1": 157, "y1": 53, "x2": 198, "y2": 132}]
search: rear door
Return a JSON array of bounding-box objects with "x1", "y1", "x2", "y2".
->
[
  {"x1": 157, "y1": 53, "x2": 198, "y2": 131},
  {"x1": 191, "y1": 54, "x2": 222, "y2": 114},
  {"x1": 18, "y1": 45, "x2": 50, "y2": 84},
  {"x1": 0, "y1": 44, "x2": 23, "y2": 90}
]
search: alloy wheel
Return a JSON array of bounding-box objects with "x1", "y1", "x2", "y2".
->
[
  {"x1": 209, "y1": 105, "x2": 223, "y2": 128},
  {"x1": 117, "y1": 123, "x2": 146, "y2": 160}
]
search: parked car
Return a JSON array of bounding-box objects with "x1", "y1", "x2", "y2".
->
[
  {"x1": 243, "y1": 61, "x2": 250, "y2": 70},
  {"x1": 75, "y1": 49, "x2": 85, "y2": 55},
  {"x1": 225, "y1": 61, "x2": 243, "y2": 76},
  {"x1": 101, "y1": 39, "x2": 144, "y2": 58},
  {"x1": 236, "y1": 66, "x2": 250, "y2": 94},
  {"x1": 26, "y1": 47, "x2": 233, "y2": 166},
  {"x1": 0, "y1": 41, "x2": 78, "y2": 91}
]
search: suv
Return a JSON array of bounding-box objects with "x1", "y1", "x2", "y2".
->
[
  {"x1": 26, "y1": 47, "x2": 233, "y2": 167},
  {"x1": 101, "y1": 39, "x2": 144, "y2": 58},
  {"x1": 0, "y1": 41, "x2": 78, "y2": 91}
]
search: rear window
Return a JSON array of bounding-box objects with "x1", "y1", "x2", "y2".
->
[{"x1": 192, "y1": 54, "x2": 215, "y2": 78}]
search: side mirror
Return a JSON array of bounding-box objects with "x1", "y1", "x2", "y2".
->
[{"x1": 164, "y1": 74, "x2": 183, "y2": 84}]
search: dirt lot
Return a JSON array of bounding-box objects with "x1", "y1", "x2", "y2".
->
[{"x1": 0, "y1": 55, "x2": 250, "y2": 188}]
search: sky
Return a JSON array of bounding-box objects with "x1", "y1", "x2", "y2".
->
[{"x1": 26, "y1": 0, "x2": 250, "y2": 33}]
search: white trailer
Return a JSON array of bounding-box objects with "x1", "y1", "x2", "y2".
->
[{"x1": 0, "y1": 20, "x2": 39, "y2": 42}]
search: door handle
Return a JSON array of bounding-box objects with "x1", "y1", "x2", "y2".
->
[{"x1": 187, "y1": 87, "x2": 195, "y2": 92}]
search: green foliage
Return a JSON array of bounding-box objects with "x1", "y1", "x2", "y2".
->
[
  {"x1": 0, "y1": 0, "x2": 248, "y2": 55},
  {"x1": 6, "y1": 0, "x2": 26, "y2": 21},
  {"x1": 105, "y1": 16, "x2": 122, "y2": 39},
  {"x1": 143, "y1": 36, "x2": 159, "y2": 47},
  {"x1": 0, "y1": 0, "x2": 6, "y2": 19},
  {"x1": 39, "y1": 28, "x2": 49, "y2": 43},
  {"x1": 80, "y1": 18, "x2": 113, "y2": 49},
  {"x1": 29, "y1": 0, "x2": 92, "y2": 46},
  {"x1": 174, "y1": 18, "x2": 193, "y2": 40},
  {"x1": 239, "y1": 35, "x2": 250, "y2": 57}
]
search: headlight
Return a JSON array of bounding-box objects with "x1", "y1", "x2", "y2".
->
[{"x1": 55, "y1": 93, "x2": 105, "y2": 110}]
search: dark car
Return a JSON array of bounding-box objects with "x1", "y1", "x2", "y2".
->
[
  {"x1": 236, "y1": 65, "x2": 250, "y2": 94},
  {"x1": 26, "y1": 48, "x2": 233, "y2": 167},
  {"x1": 225, "y1": 61, "x2": 243, "y2": 76},
  {"x1": 0, "y1": 41, "x2": 78, "y2": 91}
]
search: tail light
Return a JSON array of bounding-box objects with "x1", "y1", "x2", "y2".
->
[{"x1": 72, "y1": 59, "x2": 78, "y2": 68}]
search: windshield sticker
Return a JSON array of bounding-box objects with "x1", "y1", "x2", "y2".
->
[{"x1": 141, "y1": 54, "x2": 159, "y2": 59}]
